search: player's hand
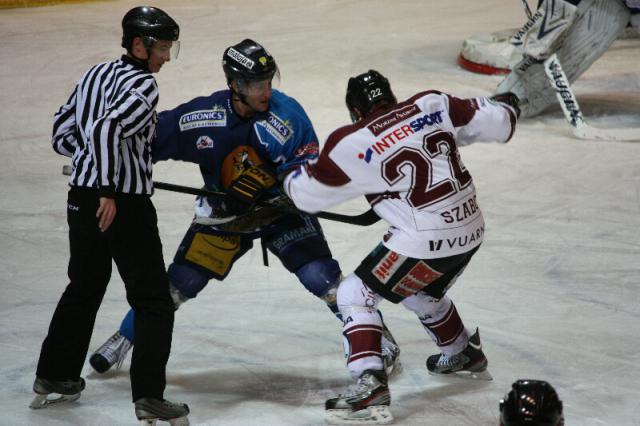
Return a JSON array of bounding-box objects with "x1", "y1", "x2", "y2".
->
[
  {"x1": 491, "y1": 92, "x2": 521, "y2": 118},
  {"x1": 96, "y1": 197, "x2": 116, "y2": 232},
  {"x1": 225, "y1": 164, "x2": 277, "y2": 215}
]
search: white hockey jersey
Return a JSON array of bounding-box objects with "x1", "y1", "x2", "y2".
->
[{"x1": 284, "y1": 91, "x2": 517, "y2": 259}]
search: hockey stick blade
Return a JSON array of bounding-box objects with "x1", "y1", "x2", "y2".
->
[
  {"x1": 316, "y1": 208, "x2": 380, "y2": 226},
  {"x1": 543, "y1": 54, "x2": 640, "y2": 142}
]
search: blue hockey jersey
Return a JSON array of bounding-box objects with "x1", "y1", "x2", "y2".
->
[{"x1": 152, "y1": 89, "x2": 319, "y2": 192}]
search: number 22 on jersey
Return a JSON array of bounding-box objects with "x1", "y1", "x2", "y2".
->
[{"x1": 381, "y1": 130, "x2": 471, "y2": 209}]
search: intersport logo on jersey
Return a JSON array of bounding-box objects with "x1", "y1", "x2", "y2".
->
[{"x1": 358, "y1": 109, "x2": 444, "y2": 163}]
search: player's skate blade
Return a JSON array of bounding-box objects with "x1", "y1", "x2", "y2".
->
[
  {"x1": 426, "y1": 328, "x2": 492, "y2": 381},
  {"x1": 325, "y1": 370, "x2": 392, "y2": 424},
  {"x1": 139, "y1": 419, "x2": 189, "y2": 426},
  {"x1": 30, "y1": 392, "x2": 81, "y2": 409},
  {"x1": 29, "y1": 377, "x2": 85, "y2": 409},
  {"x1": 428, "y1": 368, "x2": 493, "y2": 381},
  {"x1": 135, "y1": 397, "x2": 190, "y2": 426},
  {"x1": 325, "y1": 405, "x2": 394, "y2": 425}
]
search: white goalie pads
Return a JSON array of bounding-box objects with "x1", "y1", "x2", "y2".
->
[
  {"x1": 543, "y1": 54, "x2": 640, "y2": 141},
  {"x1": 496, "y1": 0, "x2": 631, "y2": 117},
  {"x1": 510, "y1": 0, "x2": 579, "y2": 60},
  {"x1": 459, "y1": 1, "x2": 637, "y2": 75},
  {"x1": 458, "y1": 29, "x2": 523, "y2": 74}
]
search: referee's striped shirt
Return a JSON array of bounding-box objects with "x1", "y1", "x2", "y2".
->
[{"x1": 52, "y1": 55, "x2": 159, "y2": 196}]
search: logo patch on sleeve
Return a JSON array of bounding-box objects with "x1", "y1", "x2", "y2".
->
[{"x1": 257, "y1": 113, "x2": 293, "y2": 145}]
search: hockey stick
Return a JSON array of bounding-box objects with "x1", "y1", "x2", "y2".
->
[
  {"x1": 154, "y1": 181, "x2": 380, "y2": 225},
  {"x1": 61, "y1": 166, "x2": 381, "y2": 226},
  {"x1": 543, "y1": 54, "x2": 640, "y2": 141},
  {"x1": 160, "y1": 181, "x2": 381, "y2": 226}
]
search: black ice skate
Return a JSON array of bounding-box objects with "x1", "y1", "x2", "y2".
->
[
  {"x1": 29, "y1": 376, "x2": 86, "y2": 409},
  {"x1": 89, "y1": 331, "x2": 132, "y2": 373},
  {"x1": 325, "y1": 369, "x2": 393, "y2": 425},
  {"x1": 135, "y1": 397, "x2": 190, "y2": 426},
  {"x1": 426, "y1": 328, "x2": 492, "y2": 381}
]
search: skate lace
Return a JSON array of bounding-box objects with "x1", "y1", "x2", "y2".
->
[
  {"x1": 436, "y1": 353, "x2": 462, "y2": 368},
  {"x1": 340, "y1": 374, "x2": 378, "y2": 399},
  {"x1": 381, "y1": 343, "x2": 399, "y2": 359}
]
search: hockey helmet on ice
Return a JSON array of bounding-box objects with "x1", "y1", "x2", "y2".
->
[
  {"x1": 345, "y1": 69, "x2": 397, "y2": 122},
  {"x1": 121, "y1": 6, "x2": 180, "y2": 53},
  {"x1": 223, "y1": 39, "x2": 279, "y2": 84},
  {"x1": 500, "y1": 379, "x2": 564, "y2": 426}
]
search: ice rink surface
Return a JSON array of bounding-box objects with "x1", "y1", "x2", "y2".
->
[{"x1": 1, "y1": 0, "x2": 639, "y2": 424}]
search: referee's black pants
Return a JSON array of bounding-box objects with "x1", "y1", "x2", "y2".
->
[{"x1": 36, "y1": 187, "x2": 175, "y2": 401}]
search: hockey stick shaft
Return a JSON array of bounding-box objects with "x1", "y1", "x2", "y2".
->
[
  {"x1": 61, "y1": 166, "x2": 380, "y2": 226},
  {"x1": 154, "y1": 181, "x2": 225, "y2": 198},
  {"x1": 157, "y1": 181, "x2": 380, "y2": 225},
  {"x1": 543, "y1": 54, "x2": 640, "y2": 142},
  {"x1": 157, "y1": 182, "x2": 379, "y2": 225}
]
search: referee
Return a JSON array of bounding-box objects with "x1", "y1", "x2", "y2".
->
[{"x1": 32, "y1": 6, "x2": 189, "y2": 423}]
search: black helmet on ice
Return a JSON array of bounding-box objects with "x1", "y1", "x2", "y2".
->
[
  {"x1": 222, "y1": 39, "x2": 279, "y2": 84},
  {"x1": 345, "y1": 69, "x2": 397, "y2": 122},
  {"x1": 500, "y1": 379, "x2": 564, "y2": 426},
  {"x1": 121, "y1": 6, "x2": 180, "y2": 51}
]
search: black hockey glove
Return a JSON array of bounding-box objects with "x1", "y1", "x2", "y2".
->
[
  {"x1": 491, "y1": 92, "x2": 521, "y2": 118},
  {"x1": 225, "y1": 163, "x2": 278, "y2": 215}
]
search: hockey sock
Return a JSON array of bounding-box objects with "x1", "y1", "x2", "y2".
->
[
  {"x1": 402, "y1": 294, "x2": 468, "y2": 356},
  {"x1": 342, "y1": 310, "x2": 384, "y2": 379},
  {"x1": 118, "y1": 309, "x2": 135, "y2": 343}
]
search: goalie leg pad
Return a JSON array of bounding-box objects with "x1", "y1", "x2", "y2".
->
[
  {"x1": 510, "y1": 0, "x2": 579, "y2": 60},
  {"x1": 497, "y1": 0, "x2": 631, "y2": 117},
  {"x1": 458, "y1": 29, "x2": 524, "y2": 74}
]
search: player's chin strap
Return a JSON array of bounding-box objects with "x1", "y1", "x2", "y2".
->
[
  {"x1": 543, "y1": 54, "x2": 640, "y2": 142},
  {"x1": 229, "y1": 86, "x2": 250, "y2": 107}
]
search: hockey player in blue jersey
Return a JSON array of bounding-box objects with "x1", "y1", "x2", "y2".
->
[{"x1": 89, "y1": 39, "x2": 402, "y2": 377}]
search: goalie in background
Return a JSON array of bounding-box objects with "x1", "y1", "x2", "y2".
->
[{"x1": 459, "y1": 0, "x2": 639, "y2": 117}]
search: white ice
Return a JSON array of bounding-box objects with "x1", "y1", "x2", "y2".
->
[{"x1": 1, "y1": 0, "x2": 639, "y2": 425}]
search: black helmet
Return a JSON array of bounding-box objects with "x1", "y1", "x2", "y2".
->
[
  {"x1": 121, "y1": 6, "x2": 180, "y2": 51},
  {"x1": 500, "y1": 380, "x2": 564, "y2": 426},
  {"x1": 345, "y1": 69, "x2": 397, "y2": 122},
  {"x1": 222, "y1": 39, "x2": 278, "y2": 83}
]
